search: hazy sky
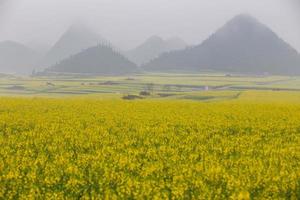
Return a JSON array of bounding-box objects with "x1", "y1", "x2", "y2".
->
[{"x1": 0, "y1": 0, "x2": 299, "y2": 51}]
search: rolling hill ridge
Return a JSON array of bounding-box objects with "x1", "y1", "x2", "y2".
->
[{"x1": 0, "y1": 41, "x2": 40, "y2": 74}]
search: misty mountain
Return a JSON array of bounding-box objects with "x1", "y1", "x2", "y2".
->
[
  {"x1": 126, "y1": 36, "x2": 187, "y2": 65},
  {"x1": 27, "y1": 42, "x2": 51, "y2": 57},
  {"x1": 0, "y1": 41, "x2": 40, "y2": 74},
  {"x1": 143, "y1": 14, "x2": 300, "y2": 75},
  {"x1": 41, "y1": 23, "x2": 106, "y2": 68},
  {"x1": 46, "y1": 44, "x2": 138, "y2": 75}
]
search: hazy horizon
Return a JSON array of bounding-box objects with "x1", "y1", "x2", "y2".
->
[{"x1": 0, "y1": 0, "x2": 299, "y2": 51}]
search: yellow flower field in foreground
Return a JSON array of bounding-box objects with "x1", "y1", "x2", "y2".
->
[{"x1": 0, "y1": 94, "x2": 300, "y2": 199}]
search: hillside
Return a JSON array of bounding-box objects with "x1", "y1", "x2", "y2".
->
[
  {"x1": 0, "y1": 41, "x2": 40, "y2": 74},
  {"x1": 126, "y1": 36, "x2": 187, "y2": 65},
  {"x1": 41, "y1": 23, "x2": 105, "y2": 68},
  {"x1": 144, "y1": 14, "x2": 300, "y2": 75},
  {"x1": 46, "y1": 45, "x2": 137, "y2": 75}
]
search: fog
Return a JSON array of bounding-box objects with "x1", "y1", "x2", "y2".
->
[{"x1": 0, "y1": 0, "x2": 299, "y2": 51}]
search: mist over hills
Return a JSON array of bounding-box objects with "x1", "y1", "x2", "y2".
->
[
  {"x1": 126, "y1": 36, "x2": 187, "y2": 66},
  {"x1": 0, "y1": 14, "x2": 300, "y2": 76},
  {"x1": 143, "y1": 14, "x2": 300, "y2": 75},
  {"x1": 40, "y1": 23, "x2": 106, "y2": 68},
  {"x1": 0, "y1": 41, "x2": 40, "y2": 74},
  {"x1": 46, "y1": 45, "x2": 137, "y2": 75},
  {"x1": 27, "y1": 42, "x2": 51, "y2": 57}
]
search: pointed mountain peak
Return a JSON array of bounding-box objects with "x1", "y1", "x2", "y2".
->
[
  {"x1": 126, "y1": 36, "x2": 187, "y2": 65},
  {"x1": 205, "y1": 13, "x2": 276, "y2": 43},
  {"x1": 144, "y1": 14, "x2": 300, "y2": 75},
  {"x1": 61, "y1": 22, "x2": 101, "y2": 41},
  {"x1": 231, "y1": 13, "x2": 258, "y2": 22},
  {"x1": 47, "y1": 44, "x2": 137, "y2": 75},
  {"x1": 134, "y1": 36, "x2": 165, "y2": 51},
  {"x1": 223, "y1": 14, "x2": 266, "y2": 33},
  {"x1": 41, "y1": 22, "x2": 106, "y2": 67}
]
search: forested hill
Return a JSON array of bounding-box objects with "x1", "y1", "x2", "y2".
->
[
  {"x1": 143, "y1": 14, "x2": 300, "y2": 75},
  {"x1": 47, "y1": 44, "x2": 138, "y2": 75}
]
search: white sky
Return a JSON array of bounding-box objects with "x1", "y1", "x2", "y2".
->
[{"x1": 0, "y1": 0, "x2": 299, "y2": 51}]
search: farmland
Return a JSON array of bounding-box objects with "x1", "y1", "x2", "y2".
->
[
  {"x1": 0, "y1": 73, "x2": 300, "y2": 199},
  {"x1": 0, "y1": 73, "x2": 299, "y2": 97}
]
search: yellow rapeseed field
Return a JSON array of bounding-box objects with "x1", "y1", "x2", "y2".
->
[{"x1": 0, "y1": 92, "x2": 300, "y2": 199}]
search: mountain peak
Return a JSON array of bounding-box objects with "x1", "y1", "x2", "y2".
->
[
  {"x1": 60, "y1": 23, "x2": 102, "y2": 43},
  {"x1": 144, "y1": 14, "x2": 300, "y2": 75},
  {"x1": 145, "y1": 36, "x2": 164, "y2": 45},
  {"x1": 41, "y1": 23, "x2": 106, "y2": 67},
  {"x1": 47, "y1": 44, "x2": 137, "y2": 75},
  {"x1": 126, "y1": 36, "x2": 187, "y2": 65},
  {"x1": 231, "y1": 13, "x2": 257, "y2": 22},
  {"x1": 205, "y1": 13, "x2": 276, "y2": 44},
  {"x1": 222, "y1": 14, "x2": 266, "y2": 34}
]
